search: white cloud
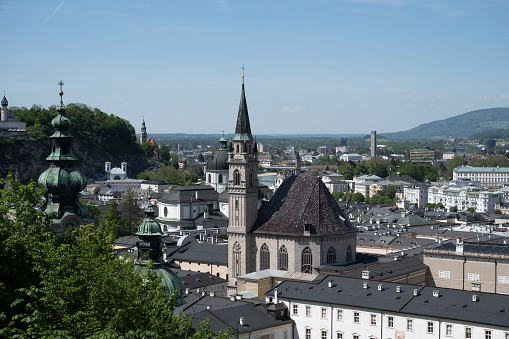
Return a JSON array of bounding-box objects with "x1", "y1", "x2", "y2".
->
[
  {"x1": 282, "y1": 105, "x2": 306, "y2": 112},
  {"x1": 464, "y1": 103, "x2": 473, "y2": 110},
  {"x1": 45, "y1": 0, "x2": 66, "y2": 22}
]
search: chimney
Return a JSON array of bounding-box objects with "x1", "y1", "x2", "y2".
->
[
  {"x1": 201, "y1": 291, "x2": 206, "y2": 297},
  {"x1": 230, "y1": 296, "x2": 235, "y2": 301},
  {"x1": 377, "y1": 284, "x2": 383, "y2": 291},
  {"x1": 472, "y1": 294, "x2": 478, "y2": 302},
  {"x1": 206, "y1": 305, "x2": 211, "y2": 310},
  {"x1": 413, "y1": 289, "x2": 419, "y2": 296},
  {"x1": 185, "y1": 288, "x2": 190, "y2": 295},
  {"x1": 432, "y1": 290, "x2": 440, "y2": 298},
  {"x1": 210, "y1": 291, "x2": 215, "y2": 297},
  {"x1": 396, "y1": 286, "x2": 401, "y2": 293},
  {"x1": 195, "y1": 191, "x2": 199, "y2": 200},
  {"x1": 363, "y1": 282, "x2": 369, "y2": 289},
  {"x1": 362, "y1": 270, "x2": 371, "y2": 279},
  {"x1": 328, "y1": 280, "x2": 333, "y2": 288},
  {"x1": 456, "y1": 239, "x2": 464, "y2": 254},
  {"x1": 274, "y1": 287, "x2": 278, "y2": 304},
  {"x1": 239, "y1": 317, "x2": 245, "y2": 326}
]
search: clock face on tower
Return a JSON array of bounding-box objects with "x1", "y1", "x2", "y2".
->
[{"x1": 61, "y1": 215, "x2": 82, "y2": 230}]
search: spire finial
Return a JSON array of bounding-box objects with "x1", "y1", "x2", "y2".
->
[
  {"x1": 222, "y1": 130, "x2": 224, "y2": 137},
  {"x1": 58, "y1": 80, "x2": 64, "y2": 103},
  {"x1": 241, "y1": 65, "x2": 245, "y2": 85}
]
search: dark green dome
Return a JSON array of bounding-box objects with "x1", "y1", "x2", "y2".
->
[{"x1": 136, "y1": 205, "x2": 162, "y2": 236}]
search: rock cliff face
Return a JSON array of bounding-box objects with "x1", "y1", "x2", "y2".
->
[{"x1": 0, "y1": 139, "x2": 149, "y2": 184}]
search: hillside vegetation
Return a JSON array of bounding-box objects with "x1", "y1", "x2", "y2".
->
[
  {"x1": 381, "y1": 107, "x2": 509, "y2": 140},
  {"x1": 0, "y1": 104, "x2": 148, "y2": 183}
]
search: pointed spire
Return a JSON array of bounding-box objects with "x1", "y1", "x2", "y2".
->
[{"x1": 234, "y1": 68, "x2": 253, "y2": 141}]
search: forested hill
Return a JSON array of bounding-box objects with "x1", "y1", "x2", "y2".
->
[
  {"x1": 381, "y1": 107, "x2": 509, "y2": 140},
  {"x1": 0, "y1": 104, "x2": 148, "y2": 183}
]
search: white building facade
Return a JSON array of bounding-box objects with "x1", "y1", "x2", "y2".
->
[
  {"x1": 404, "y1": 184, "x2": 429, "y2": 208},
  {"x1": 453, "y1": 165, "x2": 509, "y2": 188},
  {"x1": 268, "y1": 276, "x2": 509, "y2": 339},
  {"x1": 428, "y1": 185, "x2": 504, "y2": 213}
]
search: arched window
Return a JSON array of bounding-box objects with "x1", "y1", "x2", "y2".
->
[
  {"x1": 279, "y1": 245, "x2": 288, "y2": 271},
  {"x1": 301, "y1": 246, "x2": 313, "y2": 273},
  {"x1": 208, "y1": 174, "x2": 211, "y2": 183},
  {"x1": 346, "y1": 245, "x2": 352, "y2": 262},
  {"x1": 327, "y1": 247, "x2": 336, "y2": 264},
  {"x1": 164, "y1": 207, "x2": 168, "y2": 217},
  {"x1": 218, "y1": 174, "x2": 223, "y2": 183},
  {"x1": 260, "y1": 243, "x2": 270, "y2": 270},
  {"x1": 234, "y1": 170, "x2": 241, "y2": 186},
  {"x1": 236, "y1": 144, "x2": 240, "y2": 153},
  {"x1": 233, "y1": 242, "x2": 241, "y2": 277},
  {"x1": 235, "y1": 200, "x2": 239, "y2": 210},
  {"x1": 249, "y1": 170, "x2": 254, "y2": 186}
]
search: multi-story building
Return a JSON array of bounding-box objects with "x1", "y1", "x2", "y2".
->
[
  {"x1": 317, "y1": 146, "x2": 332, "y2": 154},
  {"x1": 453, "y1": 165, "x2": 509, "y2": 188},
  {"x1": 410, "y1": 149, "x2": 442, "y2": 161},
  {"x1": 424, "y1": 241, "x2": 509, "y2": 295},
  {"x1": 428, "y1": 185, "x2": 504, "y2": 213},
  {"x1": 368, "y1": 179, "x2": 408, "y2": 199},
  {"x1": 404, "y1": 183, "x2": 429, "y2": 208},
  {"x1": 267, "y1": 275, "x2": 509, "y2": 339}
]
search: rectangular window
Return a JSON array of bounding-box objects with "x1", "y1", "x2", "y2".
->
[
  {"x1": 468, "y1": 273, "x2": 480, "y2": 281},
  {"x1": 427, "y1": 321, "x2": 434, "y2": 334},
  {"x1": 337, "y1": 309, "x2": 343, "y2": 321},
  {"x1": 306, "y1": 305, "x2": 311, "y2": 317},
  {"x1": 321, "y1": 308, "x2": 327, "y2": 319},
  {"x1": 293, "y1": 304, "x2": 298, "y2": 315},
  {"x1": 321, "y1": 330, "x2": 327, "y2": 339},
  {"x1": 485, "y1": 330, "x2": 492, "y2": 339},
  {"x1": 407, "y1": 319, "x2": 413, "y2": 331},
  {"x1": 353, "y1": 335, "x2": 359, "y2": 339},
  {"x1": 371, "y1": 314, "x2": 377, "y2": 325},
  {"x1": 505, "y1": 332, "x2": 509, "y2": 339},
  {"x1": 446, "y1": 324, "x2": 453, "y2": 336},
  {"x1": 337, "y1": 333, "x2": 343, "y2": 339},
  {"x1": 439, "y1": 270, "x2": 451, "y2": 278},
  {"x1": 354, "y1": 312, "x2": 360, "y2": 324},
  {"x1": 388, "y1": 316, "x2": 394, "y2": 328},
  {"x1": 305, "y1": 328, "x2": 311, "y2": 339}
]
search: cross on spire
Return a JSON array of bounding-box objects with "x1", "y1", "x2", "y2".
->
[
  {"x1": 241, "y1": 65, "x2": 245, "y2": 84},
  {"x1": 58, "y1": 80, "x2": 64, "y2": 102}
]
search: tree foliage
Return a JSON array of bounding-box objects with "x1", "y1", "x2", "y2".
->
[{"x1": 0, "y1": 173, "x2": 231, "y2": 338}]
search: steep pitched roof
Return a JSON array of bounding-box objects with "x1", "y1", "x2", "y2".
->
[
  {"x1": 234, "y1": 84, "x2": 253, "y2": 141},
  {"x1": 254, "y1": 176, "x2": 356, "y2": 235}
]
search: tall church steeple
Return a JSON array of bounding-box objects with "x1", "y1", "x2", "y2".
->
[
  {"x1": 227, "y1": 69, "x2": 259, "y2": 281},
  {"x1": 38, "y1": 81, "x2": 91, "y2": 234},
  {"x1": 140, "y1": 117, "x2": 147, "y2": 144}
]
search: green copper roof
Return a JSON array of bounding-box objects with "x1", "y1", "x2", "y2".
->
[
  {"x1": 136, "y1": 205, "x2": 162, "y2": 236},
  {"x1": 38, "y1": 83, "x2": 90, "y2": 223},
  {"x1": 454, "y1": 165, "x2": 509, "y2": 173}
]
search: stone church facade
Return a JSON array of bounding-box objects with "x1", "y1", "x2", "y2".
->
[{"x1": 227, "y1": 79, "x2": 357, "y2": 286}]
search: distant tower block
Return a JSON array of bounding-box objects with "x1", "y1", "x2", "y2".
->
[{"x1": 371, "y1": 131, "x2": 377, "y2": 158}]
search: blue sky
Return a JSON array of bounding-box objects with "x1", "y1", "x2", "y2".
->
[{"x1": 1, "y1": 0, "x2": 508, "y2": 135}]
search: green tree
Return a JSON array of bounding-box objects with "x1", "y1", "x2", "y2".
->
[
  {"x1": 351, "y1": 192, "x2": 365, "y2": 202},
  {"x1": 385, "y1": 185, "x2": 396, "y2": 200},
  {"x1": 81, "y1": 199, "x2": 100, "y2": 225},
  {"x1": 118, "y1": 190, "x2": 144, "y2": 235},
  {"x1": 141, "y1": 142, "x2": 156, "y2": 158},
  {"x1": 101, "y1": 200, "x2": 122, "y2": 238},
  {"x1": 466, "y1": 207, "x2": 476, "y2": 212},
  {"x1": 332, "y1": 191, "x2": 343, "y2": 200},
  {"x1": 0, "y1": 173, "x2": 232, "y2": 338},
  {"x1": 494, "y1": 209, "x2": 502, "y2": 214}
]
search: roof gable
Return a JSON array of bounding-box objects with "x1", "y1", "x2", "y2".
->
[{"x1": 254, "y1": 176, "x2": 356, "y2": 235}]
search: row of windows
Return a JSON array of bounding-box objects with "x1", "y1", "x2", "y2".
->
[
  {"x1": 296, "y1": 306, "x2": 506, "y2": 338},
  {"x1": 304, "y1": 325, "x2": 502, "y2": 339},
  {"x1": 235, "y1": 242, "x2": 353, "y2": 275}
]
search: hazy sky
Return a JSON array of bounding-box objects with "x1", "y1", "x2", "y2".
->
[{"x1": 1, "y1": 0, "x2": 508, "y2": 135}]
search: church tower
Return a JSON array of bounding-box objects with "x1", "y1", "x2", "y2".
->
[
  {"x1": 140, "y1": 118, "x2": 147, "y2": 144},
  {"x1": 38, "y1": 81, "x2": 92, "y2": 235},
  {"x1": 227, "y1": 71, "x2": 259, "y2": 282}
]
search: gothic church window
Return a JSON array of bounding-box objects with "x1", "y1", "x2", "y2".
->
[
  {"x1": 249, "y1": 170, "x2": 254, "y2": 186},
  {"x1": 234, "y1": 170, "x2": 241, "y2": 186},
  {"x1": 279, "y1": 245, "x2": 288, "y2": 271},
  {"x1": 260, "y1": 243, "x2": 270, "y2": 270},
  {"x1": 301, "y1": 246, "x2": 313, "y2": 273},
  {"x1": 233, "y1": 242, "x2": 241, "y2": 277},
  {"x1": 327, "y1": 247, "x2": 336, "y2": 264},
  {"x1": 346, "y1": 245, "x2": 352, "y2": 262},
  {"x1": 208, "y1": 174, "x2": 211, "y2": 183},
  {"x1": 218, "y1": 174, "x2": 223, "y2": 183}
]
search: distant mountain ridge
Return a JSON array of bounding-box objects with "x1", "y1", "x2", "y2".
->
[{"x1": 381, "y1": 107, "x2": 509, "y2": 140}]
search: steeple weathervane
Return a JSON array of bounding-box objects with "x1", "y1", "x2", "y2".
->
[{"x1": 58, "y1": 80, "x2": 64, "y2": 103}]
